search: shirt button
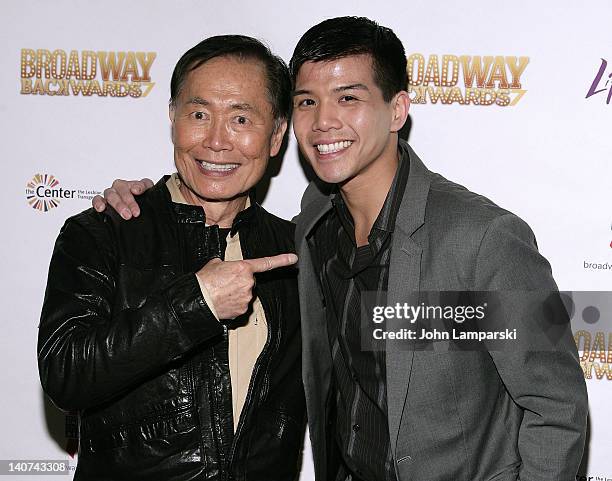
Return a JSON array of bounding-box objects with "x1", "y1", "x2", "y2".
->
[{"x1": 352, "y1": 423, "x2": 360, "y2": 432}]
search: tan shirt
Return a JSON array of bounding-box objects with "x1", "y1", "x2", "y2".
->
[{"x1": 166, "y1": 174, "x2": 268, "y2": 431}]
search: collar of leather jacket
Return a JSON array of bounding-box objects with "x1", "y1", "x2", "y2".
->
[{"x1": 149, "y1": 175, "x2": 258, "y2": 236}]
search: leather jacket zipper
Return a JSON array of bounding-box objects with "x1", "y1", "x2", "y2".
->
[
  {"x1": 227, "y1": 226, "x2": 279, "y2": 474},
  {"x1": 226, "y1": 292, "x2": 274, "y2": 472}
]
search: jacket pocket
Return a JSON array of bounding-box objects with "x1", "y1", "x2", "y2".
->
[
  {"x1": 78, "y1": 403, "x2": 205, "y2": 480},
  {"x1": 239, "y1": 409, "x2": 305, "y2": 480},
  {"x1": 82, "y1": 400, "x2": 196, "y2": 452}
]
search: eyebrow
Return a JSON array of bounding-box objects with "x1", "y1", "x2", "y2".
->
[
  {"x1": 230, "y1": 102, "x2": 256, "y2": 112},
  {"x1": 334, "y1": 83, "x2": 370, "y2": 93},
  {"x1": 292, "y1": 83, "x2": 370, "y2": 96},
  {"x1": 185, "y1": 96, "x2": 208, "y2": 106},
  {"x1": 184, "y1": 97, "x2": 258, "y2": 113}
]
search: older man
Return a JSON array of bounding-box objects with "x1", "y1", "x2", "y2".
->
[{"x1": 38, "y1": 35, "x2": 304, "y2": 481}]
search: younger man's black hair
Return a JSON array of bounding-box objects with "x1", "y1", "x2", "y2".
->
[{"x1": 289, "y1": 16, "x2": 407, "y2": 102}]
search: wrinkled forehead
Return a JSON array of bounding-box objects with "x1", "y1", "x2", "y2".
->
[
  {"x1": 179, "y1": 56, "x2": 273, "y2": 111},
  {"x1": 176, "y1": 55, "x2": 268, "y2": 99}
]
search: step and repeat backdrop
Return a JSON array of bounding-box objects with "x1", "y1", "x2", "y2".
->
[{"x1": 1, "y1": 0, "x2": 610, "y2": 479}]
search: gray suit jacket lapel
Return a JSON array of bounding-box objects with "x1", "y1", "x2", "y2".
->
[
  {"x1": 386, "y1": 143, "x2": 431, "y2": 458},
  {"x1": 295, "y1": 190, "x2": 334, "y2": 458}
]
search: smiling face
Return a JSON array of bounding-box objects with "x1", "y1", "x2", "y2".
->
[
  {"x1": 170, "y1": 56, "x2": 286, "y2": 205},
  {"x1": 292, "y1": 54, "x2": 408, "y2": 191}
]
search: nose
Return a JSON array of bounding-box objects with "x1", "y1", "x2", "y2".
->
[
  {"x1": 202, "y1": 119, "x2": 232, "y2": 152},
  {"x1": 312, "y1": 101, "x2": 342, "y2": 132}
]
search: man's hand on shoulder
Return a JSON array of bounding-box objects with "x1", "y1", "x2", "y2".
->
[{"x1": 92, "y1": 178, "x2": 154, "y2": 220}]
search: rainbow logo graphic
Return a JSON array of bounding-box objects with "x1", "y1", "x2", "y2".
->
[{"x1": 26, "y1": 174, "x2": 64, "y2": 211}]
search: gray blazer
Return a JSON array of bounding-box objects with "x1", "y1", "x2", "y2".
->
[{"x1": 294, "y1": 141, "x2": 588, "y2": 481}]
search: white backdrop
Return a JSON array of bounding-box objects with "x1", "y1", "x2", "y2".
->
[{"x1": 1, "y1": 0, "x2": 610, "y2": 479}]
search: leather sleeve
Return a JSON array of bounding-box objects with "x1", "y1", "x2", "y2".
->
[
  {"x1": 38, "y1": 213, "x2": 224, "y2": 411},
  {"x1": 474, "y1": 213, "x2": 588, "y2": 481}
]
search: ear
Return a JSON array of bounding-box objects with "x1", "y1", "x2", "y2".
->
[
  {"x1": 169, "y1": 104, "x2": 177, "y2": 140},
  {"x1": 389, "y1": 91, "x2": 410, "y2": 133},
  {"x1": 269, "y1": 119, "x2": 288, "y2": 157}
]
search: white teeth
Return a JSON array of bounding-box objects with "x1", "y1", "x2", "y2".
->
[
  {"x1": 316, "y1": 140, "x2": 352, "y2": 153},
  {"x1": 198, "y1": 160, "x2": 239, "y2": 172}
]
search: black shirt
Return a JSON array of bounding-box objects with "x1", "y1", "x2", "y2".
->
[{"x1": 309, "y1": 150, "x2": 410, "y2": 481}]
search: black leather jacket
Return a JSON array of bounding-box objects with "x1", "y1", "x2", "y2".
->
[{"x1": 38, "y1": 178, "x2": 305, "y2": 481}]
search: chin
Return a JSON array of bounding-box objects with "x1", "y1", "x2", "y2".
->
[
  {"x1": 308, "y1": 156, "x2": 354, "y2": 185},
  {"x1": 203, "y1": 190, "x2": 242, "y2": 202},
  {"x1": 184, "y1": 182, "x2": 231, "y2": 202},
  {"x1": 311, "y1": 167, "x2": 350, "y2": 185}
]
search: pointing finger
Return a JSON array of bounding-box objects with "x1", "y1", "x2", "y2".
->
[{"x1": 244, "y1": 253, "x2": 298, "y2": 273}]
